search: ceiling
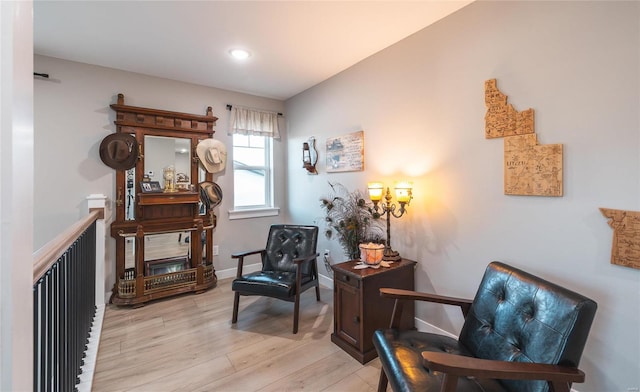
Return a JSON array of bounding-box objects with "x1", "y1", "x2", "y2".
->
[{"x1": 34, "y1": 1, "x2": 473, "y2": 101}]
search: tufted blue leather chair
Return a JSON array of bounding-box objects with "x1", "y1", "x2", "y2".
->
[
  {"x1": 373, "y1": 261, "x2": 597, "y2": 392},
  {"x1": 231, "y1": 224, "x2": 320, "y2": 334}
]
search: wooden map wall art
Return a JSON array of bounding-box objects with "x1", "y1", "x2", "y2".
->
[
  {"x1": 600, "y1": 208, "x2": 640, "y2": 270},
  {"x1": 484, "y1": 79, "x2": 564, "y2": 197},
  {"x1": 504, "y1": 134, "x2": 563, "y2": 196},
  {"x1": 485, "y1": 79, "x2": 535, "y2": 139}
]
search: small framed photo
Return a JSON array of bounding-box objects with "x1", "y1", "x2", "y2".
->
[{"x1": 140, "y1": 181, "x2": 162, "y2": 193}]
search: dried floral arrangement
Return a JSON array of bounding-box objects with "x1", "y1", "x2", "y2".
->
[{"x1": 320, "y1": 182, "x2": 383, "y2": 260}]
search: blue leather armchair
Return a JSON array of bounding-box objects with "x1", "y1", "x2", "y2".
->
[
  {"x1": 231, "y1": 224, "x2": 320, "y2": 334},
  {"x1": 373, "y1": 261, "x2": 597, "y2": 392}
]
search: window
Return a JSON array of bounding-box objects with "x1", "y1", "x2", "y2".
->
[
  {"x1": 228, "y1": 105, "x2": 280, "y2": 219},
  {"x1": 232, "y1": 133, "x2": 273, "y2": 209}
]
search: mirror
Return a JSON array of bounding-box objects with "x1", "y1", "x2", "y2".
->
[
  {"x1": 125, "y1": 167, "x2": 136, "y2": 220},
  {"x1": 123, "y1": 232, "x2": 197, "y2": 275},
  {"x1": 125, "y1": 135, "x2": 193, "y2": 220},
  {"x1": 144, "y1": 135, "x2": 191, "y2": 189},
  {"x1": 199, "y1": 166, "x2": 207, "y2": 215}
]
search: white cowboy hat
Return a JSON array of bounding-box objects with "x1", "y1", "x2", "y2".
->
[{"x1": 196, "y1": 138, "x2": 227, "y2": 174}]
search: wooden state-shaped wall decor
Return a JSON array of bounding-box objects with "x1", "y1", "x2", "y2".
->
[
  {"x1": 504, "y1": 134, "x2": 563, "y2": 196},
  {"x1": 485, "y1": 79, "x2": 564, "y2": 197},
  {"x1": 600, "y1": 208, "x2": 640, "y2": 270},
  {"x1": 484, "y1": 79, "x2": 534, "y2": 139}
]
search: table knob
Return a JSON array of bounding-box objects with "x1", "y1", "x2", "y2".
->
[{"x1": 353, "y1": 316, "x2": 360, "y2": 324}]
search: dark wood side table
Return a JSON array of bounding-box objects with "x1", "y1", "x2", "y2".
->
[{"x1": 331, "y1": 259, "x2": 416, "y2": 364}]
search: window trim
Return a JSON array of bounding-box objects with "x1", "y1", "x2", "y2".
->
[{"x1": 228, "y1": 207, "x2": 280, "y2": 220}]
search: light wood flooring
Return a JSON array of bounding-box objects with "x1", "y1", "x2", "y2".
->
[{"x1": 92, "y1": 278, "x2": 385, "y2": 392}]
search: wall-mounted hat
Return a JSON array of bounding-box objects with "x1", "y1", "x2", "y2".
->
[
  {"x1": 99, "y1": 133, "x2": 139, "y2": 170},
  {"x1": 199, "y1": 181, "x2": 223, "y2": 209},
  {"x1": 196, "y1": 138, "x2": 227, "y2": 174}
]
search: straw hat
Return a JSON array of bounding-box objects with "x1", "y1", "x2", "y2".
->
[
  {"x1": 99, "y1": 133, "x2": 138, "y2": 170},
  {"x1": 196, "y1": 138, "x2": 227, "y2": 174}
]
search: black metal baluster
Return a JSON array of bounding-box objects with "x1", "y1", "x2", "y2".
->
[
  {"x1": 60, "y1": 250, "x2": 73, "y2": 391},
  {"x1": 39, "y1": 278, "x2": 46, "y2": 392},
  {"x1": 33, "y1": 284, "x2": 40, "y2": 392},
  {"x1": 33, "y1": 223, "x2": 98, "y2": 392},
  {"x1": 71, "y1": 242, "x2": 78, "y2": 387},
  {"x1": 52, "y1": 262, "x2": 59, "y2": 392},
  {"x1": 45, "y1": 270, "x2": 52, "y2": 392}
]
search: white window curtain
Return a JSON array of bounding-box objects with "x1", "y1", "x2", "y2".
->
[{"x1": 229, "y1": 106, "x2": 280, "y2": 139}]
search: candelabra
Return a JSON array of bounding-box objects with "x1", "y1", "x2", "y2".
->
[{"x1": 367, "y1": 182, "x2": 413, "y2": 261}]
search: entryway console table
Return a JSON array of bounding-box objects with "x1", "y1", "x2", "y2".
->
[
  {"x1": 108, "y1": 94, "x2": 218, "y2": 306},
  {"x1": 331, "y1": 259, "x2": 416, "y2": 364}
]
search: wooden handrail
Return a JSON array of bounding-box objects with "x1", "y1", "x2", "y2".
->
[{"x1": 33, "y1": 210, "x2": 102, "y2": 285}]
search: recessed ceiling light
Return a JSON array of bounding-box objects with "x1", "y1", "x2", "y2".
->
[{"x1": 229, "y1": 49, "x2": 251, "y2": 60}]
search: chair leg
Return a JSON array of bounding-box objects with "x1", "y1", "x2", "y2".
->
[
  {"x1": 232, "y1": 292, "x2": 240, "y2": 323},
  {"x1": 441, "y1": 374, "x2": 459, "y2": 392},
  {"x1": 377, "y1": 368, "x2": 388, "y2": 392},
  {"x1": 293, "y1": 293, "x2": 300, "y2": 334},
  {"x1": 549, "y1": 381, "x2": 570, "y2": 392},
  {"x1": 315, "y1": 284, "x2": 321, "y2": 301}
]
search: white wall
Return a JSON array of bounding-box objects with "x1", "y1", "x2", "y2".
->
[
  {"x1": 285, "y1": 2, "x2": 639, "y2": 391},
  {"x1": 1, "y1": 1, "x2": 34, "y2": 390},
  {"x1": 33, "y1": 55, "x2": 287, "y2": 297}
]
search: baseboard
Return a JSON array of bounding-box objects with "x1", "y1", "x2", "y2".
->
[
  {"x1": 319, "y1": 273, "x2": 333, "y2": 289},
  {"x1": 77, "y1": 304, "x2": 105, "y2": 392}
]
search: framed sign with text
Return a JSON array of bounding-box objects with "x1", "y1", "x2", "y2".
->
[{"x1": 326, "y1": 130, "x2": 364, "y2": 173}]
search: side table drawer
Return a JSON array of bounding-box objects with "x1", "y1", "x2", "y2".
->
[{"x1": 335, "y1": 271, "x2": 359, "y2": 289}]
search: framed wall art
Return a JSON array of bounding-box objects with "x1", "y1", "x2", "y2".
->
[{"x1": 326, "y1": 130, "x2": 364, "y2": 173}]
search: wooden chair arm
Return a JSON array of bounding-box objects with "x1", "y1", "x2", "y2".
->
[
  {"x1": 422, "y1": 352, "x2": 584, "y2": 392},
  {"x1": 293, "y1": 253, "x2": 319, "y2": 265},
  {"x1": 380, "y1": 288, "x2": 473, "y2": 318},
  {"x1": 231, "y1": 249, "x2": 265, "y2": 279},
  {"x1": 231, "y1": 249, "x2": 265, "y2": 259}
]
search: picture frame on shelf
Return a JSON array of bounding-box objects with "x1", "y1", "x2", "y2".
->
[{"x1": 140, "y1": 181, "x2": 162, "y2": 193}]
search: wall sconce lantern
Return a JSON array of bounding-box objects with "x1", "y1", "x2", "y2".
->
[
  {"x1": 368, "y1": 181, "x2": 413, "y2": 261},
  {"x1": 302, "y1": 136, "x2": 318, "y2": 174}
]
